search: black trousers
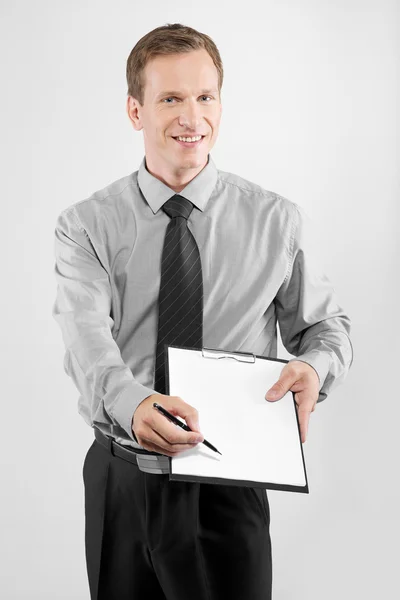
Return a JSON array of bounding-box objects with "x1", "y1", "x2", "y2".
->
[{"x1": 83, "y1": 437, "x2": 273, "y2": 599}]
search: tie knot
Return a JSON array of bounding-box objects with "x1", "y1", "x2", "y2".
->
[{"x1": 162, "y1": 194, "x2": 194, "y2": 220}]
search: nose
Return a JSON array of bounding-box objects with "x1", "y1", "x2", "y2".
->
[{"x1": 178, "y1": 98, "x2": 203, "y2": 130}]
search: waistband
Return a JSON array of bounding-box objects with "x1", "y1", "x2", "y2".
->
[{"x1": 94, "y1": 427, "x2": 170, "y2": 474}]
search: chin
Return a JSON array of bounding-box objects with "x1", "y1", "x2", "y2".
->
[{"x1": 179, "y1": 158, "x2": 204, "y2": 170}]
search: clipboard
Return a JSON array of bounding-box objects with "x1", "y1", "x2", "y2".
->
[{"x1": 164, "y1": 344, "x2": 309, "y2": 494}]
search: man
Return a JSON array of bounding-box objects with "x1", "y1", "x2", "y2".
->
[{"x1": 52, "y1": 23, "x2": 353, "y2": 600}]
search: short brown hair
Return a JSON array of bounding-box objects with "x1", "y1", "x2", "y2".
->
[{"x1": 126, "y1": 23, "x2": 224, "y2": 106}]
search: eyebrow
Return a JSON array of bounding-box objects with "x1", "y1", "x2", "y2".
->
[{"x1": 155, "y1": 88, "x2": 218, "y2": 100}]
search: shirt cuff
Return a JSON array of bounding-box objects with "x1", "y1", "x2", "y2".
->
[
  {"x1": 288, "y1": 350, "x2": 332, "y2": 402},
  {"x1": 110, "y1": 381, "x2": 159, "y2": 441}
]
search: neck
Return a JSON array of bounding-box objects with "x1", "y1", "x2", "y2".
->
[{"x1": 145, "y1": 155, "x2": 208, "y2": 193}]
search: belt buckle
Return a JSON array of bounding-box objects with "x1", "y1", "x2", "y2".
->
[{"x1": 136, "y1": 453, "x2": 170, "y2": 474}]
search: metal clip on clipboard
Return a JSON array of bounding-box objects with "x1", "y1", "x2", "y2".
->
[{"x1": 201, "y1": 347, "x2": 255, "y2": 363}]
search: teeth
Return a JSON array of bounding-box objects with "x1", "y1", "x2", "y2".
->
[{"x1": 176, "y1": 135, "x2": 202, "y2": 142}]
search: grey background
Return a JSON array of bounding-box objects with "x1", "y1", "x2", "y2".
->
[{"x1": 1, "y1": 0, "x2": 399, "y2": 598}]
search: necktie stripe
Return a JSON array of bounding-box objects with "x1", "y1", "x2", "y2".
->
[
  {"x1": 162, "y1": 227, "x2": 191, "y2": 266},
  {"x1": 169, "y1": 310, "x2": 203, "y2": 347},
  {"x1": 160, "y1": 238, "x2": 197, "y2": 289},
  {"x1": 158, "y1": 275, "x2": 203, "y2": 333},
  {"x1": 175, "y1": 319, "x2": 203, "y2": 349},
  {"x1": 157, "y1": 279, "x2": 203, "y2": 339},
  {"x1": 160, "y1": 251, "x2": 201, "y2": 302},
  {"x1": 154, "y1": 194, "x2": 203, "y2": 394}
]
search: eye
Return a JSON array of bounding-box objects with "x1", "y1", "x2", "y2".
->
[{"x1": 162, "y1": 95, "x2": 213, "y2": 104}]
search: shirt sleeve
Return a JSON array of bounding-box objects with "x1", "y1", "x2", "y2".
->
[
  {"x1": 51, "y1": 207, "x2": 158, "y2": 440},
  {"x1": 274, "y1": 202, "x2": 354, "y2": 402}
]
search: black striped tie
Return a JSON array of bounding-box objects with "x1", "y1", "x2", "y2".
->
[{"x1": 154, "y1": 194, "x2": 203, "y2": 395}]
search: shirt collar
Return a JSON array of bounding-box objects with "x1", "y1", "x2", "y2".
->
[{"x1": 137, "y1": 153, "x2": 218, "y2": 214}]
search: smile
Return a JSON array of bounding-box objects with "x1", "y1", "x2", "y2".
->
[{"x1": 172, "y1": 135, "x2": 205, "y2": 148}]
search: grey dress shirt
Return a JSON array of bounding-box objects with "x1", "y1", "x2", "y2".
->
[{"x1": 52, "y1": 153, "x2": 353, "y2": 450}]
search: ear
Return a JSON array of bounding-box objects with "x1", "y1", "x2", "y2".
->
[{"x1": 126, "y1": 96, "x2": 143, "y2": 132}]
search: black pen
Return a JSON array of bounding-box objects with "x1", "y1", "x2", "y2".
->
[{"x1": 153, "y1": 402, "x2": 222, "y2": 455}]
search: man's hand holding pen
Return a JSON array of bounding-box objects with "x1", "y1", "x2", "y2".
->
[{"x1": 131, "y1": 393, "x2": 204, "y2": 457}]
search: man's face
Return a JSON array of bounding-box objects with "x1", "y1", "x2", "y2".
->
[{"x1": 128, "y1": 49, "x2": 222, "y2": 176}]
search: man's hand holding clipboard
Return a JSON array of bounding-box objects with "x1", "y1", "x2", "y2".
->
[{"x1": 265, "y1": 360, "x2": 320, "y2": 443}]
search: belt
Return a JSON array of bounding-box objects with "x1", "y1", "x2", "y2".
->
[{"x1": 94, "y1": 427, "x2": 170, "y2": 474}]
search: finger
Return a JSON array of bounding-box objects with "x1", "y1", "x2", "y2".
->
[
  {"x1": 165, "y1": 397, "x2": 202, "y2": 433},
  {"x1": 150, "y1": 411, "x2": 204, "y2": 445},
  {"x1": 296, "y1": 404, "x2": 311, "y2": 443},
  {"x1": 151, "y1": 397, "x2": 203, "y2": 439},
  {"x1": 138, "y1": 426, "x2": 202, "y2": 456}
]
